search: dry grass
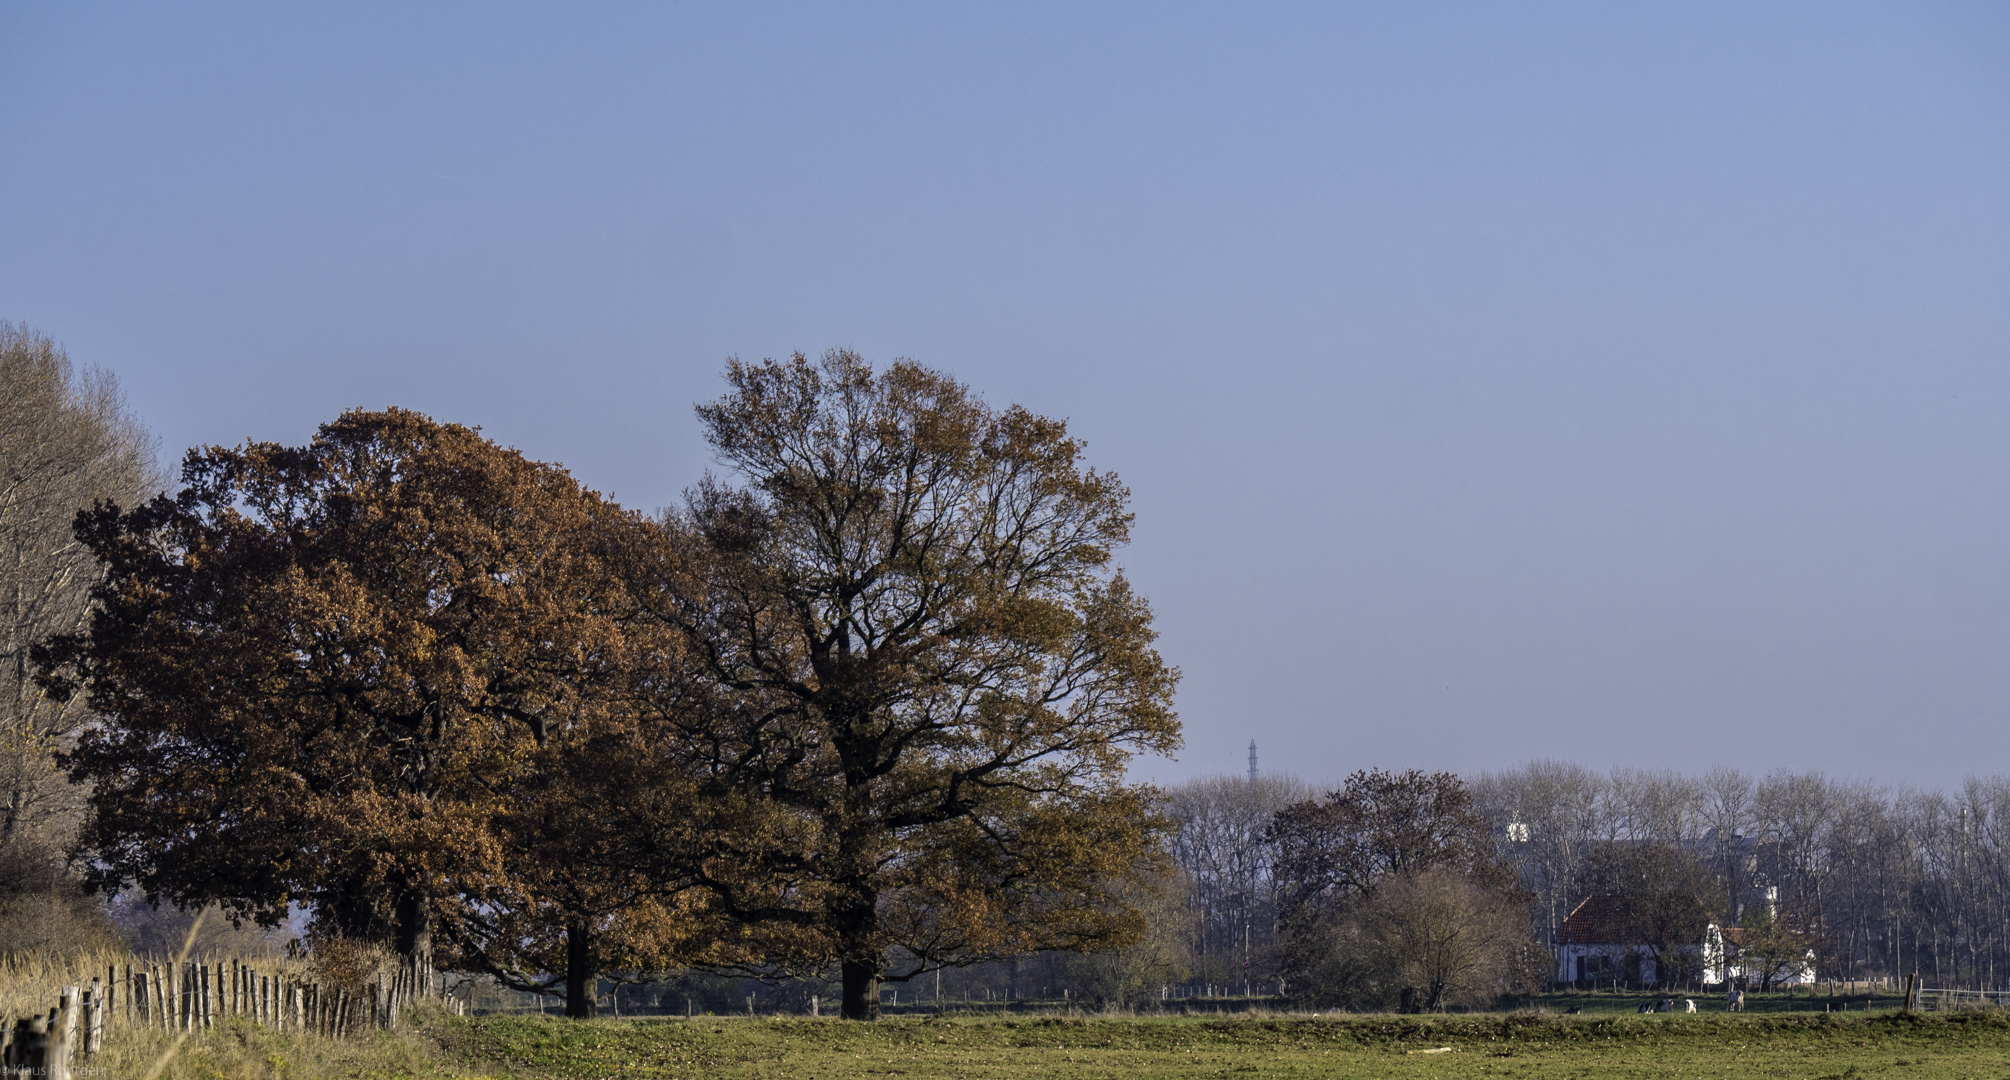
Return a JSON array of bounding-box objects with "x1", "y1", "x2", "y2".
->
[{"x1": 0, "y1": 925, "x2": 469, "y2": 1080}]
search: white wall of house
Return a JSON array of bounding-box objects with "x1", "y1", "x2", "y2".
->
[
  {"x1": 1701, "y1": 924, "x2": 1817, "y2": 986},
  {"x1": 1556, "y1": 944, "x2": 1659, "y2": 984}
]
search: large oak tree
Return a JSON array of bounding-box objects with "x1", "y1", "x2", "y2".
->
[
  {"x1": 648, "y1": 350, "x2": 1181, "y2": 1020},
  {"x1": 38, "y1": 409, "x2": 656, "y2": 994}
]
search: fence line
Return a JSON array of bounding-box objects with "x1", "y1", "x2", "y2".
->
[
  {"x1": 2, "y1": 982, "x2": 104, "y2": 1080},
  {"x1": 118, "y1": 950, "x2": 464, "y2": 1035},
  {"x1": 3, "y1": 951, "x2": 466, "y2": 1078},
  {"x1": 1919, "y1": 987, "x2": 2010, "y2": 1009}
]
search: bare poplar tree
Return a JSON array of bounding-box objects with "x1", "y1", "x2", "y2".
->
[
  {"x1": 1164, "y1": 773, "x2": 1309, "y2": 989},
  {"x1": 1606, "y1": 768, "x2": 1704, "y2": 845},
  {"x1": 1461, "y1": 759, "x2": 2010, "y2": 991},
  {"x1": 1471, "y1": 759, "x2": 1603, "y2": 950},
  {"x1": 1755, "y1": 771, "x2": 1839, "y2": 929},
  {"x1": 0, "y1": 323, "x2": 158, "y2": 845},
  {"x1": 1700, "y1": 766, "x2": 1756, "y2": 917}
]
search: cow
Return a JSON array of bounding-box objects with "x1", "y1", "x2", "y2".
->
[
  {"x1": 1727, "y1": 988, "x2": 1745, "y2": 1012},
  {"x1": 1684, "y1": 999, "x2": 1697, "y2": 1013}
]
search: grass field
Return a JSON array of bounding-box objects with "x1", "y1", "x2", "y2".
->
[
  {"x1": 1518, "y1": 987, "x2": 1904, "y2": 1017},
  {"x1": 430, "y1": 1008, "x2": 2010, "y2": 1080},
  {"x1": 6, "y1": 978, "x2": 1994, "y2": 1079}
]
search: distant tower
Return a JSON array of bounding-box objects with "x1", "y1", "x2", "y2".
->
[{"x1": 1248, "y1": 740, "x2": 1258, "y2": 781}]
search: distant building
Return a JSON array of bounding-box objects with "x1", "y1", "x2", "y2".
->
[
  {"x1": 1701, "y1": 924, "x2": 1817, "y2": 988},
  {"x1": 1555, "y1": 895, "x2": 1670, "y2": 985},
  {"x1": 1556, "y1": 894, "x2": 1817, "y2": 988}
]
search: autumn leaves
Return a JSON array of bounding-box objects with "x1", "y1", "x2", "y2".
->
[{"x1": 38, "y1": 351, "x2": 1181, "y2": 1021}]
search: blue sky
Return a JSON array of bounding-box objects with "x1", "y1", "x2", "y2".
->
[{"x1": 5, "y1": 2, "x2": 2008, "y2": 789}]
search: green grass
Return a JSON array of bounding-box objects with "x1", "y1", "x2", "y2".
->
[
  {"x1": 429, "y1": 1009, "x2": 2010, "y2": 1080},
  {"x1": 1524, "y1": 988, "x2": 1904, "y2": 1016}
]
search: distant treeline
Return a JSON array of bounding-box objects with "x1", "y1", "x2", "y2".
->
[{"x1": 1161, "y1": 764, "x2": 2010, "y2": 999}]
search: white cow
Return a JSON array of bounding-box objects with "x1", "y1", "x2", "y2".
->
[{"x1": 1684, "y1": 999, "x2": 1697, "y2": 1013}]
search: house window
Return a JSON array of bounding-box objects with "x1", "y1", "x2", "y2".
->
[{"x1": 1577, "y1": 955, "x2": 1612, "y2": 981}]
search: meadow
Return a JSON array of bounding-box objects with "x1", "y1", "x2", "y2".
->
[
  {"x1": 431, "y1": 1007, "x2": 2009, "y2": 1080},
  {"x1": 5, "y1": 951, "x2": 2000, "y2": 1080}
]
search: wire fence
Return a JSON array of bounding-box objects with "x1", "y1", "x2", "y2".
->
[{"x1": 1919, "y1": 987, "x2": 2010, "y2": 1010}]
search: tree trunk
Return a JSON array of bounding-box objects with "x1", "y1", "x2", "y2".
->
[
  {"x1": 832, "y1": 868, "x2": 881, "y2": 1020},
  {"x1": 840, "y1": 959, "x2": 880, "y2": 1021},
  {"x1": 566, "y1": 920, "x2": 597, "y2": 1018},
  {"x1": 394, "y1": 883, "x2": 432, "y2": 962},
  {"x1": 831, "y1": 753, "x2": 883, "y2": 1021}
]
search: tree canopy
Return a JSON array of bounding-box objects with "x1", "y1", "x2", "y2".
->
[
  {"x1": 36, "y1": 357, "x2": 1182, "y2": 1022},
  {"x1": 1267, "y1": 769, "x2": 1528, "y2": 1008},
  {"x1": 645, "y1": 350, "x2": 1181, "y2": 1019},
  {"x1": 37, "y1": 408, "x2": 680, "y2": 1010},
  {"x1": 1269, "y1": 769, "x2": 1510, "y2": 917}
]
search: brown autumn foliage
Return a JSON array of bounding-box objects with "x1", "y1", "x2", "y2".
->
[
  {"x1": 447, "y1": 694, "x2": 756, "y2": 1017},
  {"x1": 642, "y1": 350, "x2": 1183, "y2": 1020},
  {"x1": 36, "y1": 408, "x2": 716, "y2": 1015},
  {"x1": 35, "y1": 356, "x2": 1184, "y2": 1023}
]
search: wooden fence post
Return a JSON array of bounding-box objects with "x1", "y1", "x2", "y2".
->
[
  {"x1": 4, "y1": 1014, "x2": 54, "y2": 1078},
  {"x1": 52, "y1": 986, "x2": 78, "y2": 1080},
  {"x1": 84, "y1": 979, "x2": 104, "y2": 1056}
]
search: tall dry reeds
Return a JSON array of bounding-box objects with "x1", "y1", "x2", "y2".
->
[{"x1": 0, "y1": 940, "x2": 469, "y2": 1080}]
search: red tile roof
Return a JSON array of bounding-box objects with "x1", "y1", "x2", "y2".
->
[{"x1": 1558, "y1": 895, "x2": 1641, "y2": 945}]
